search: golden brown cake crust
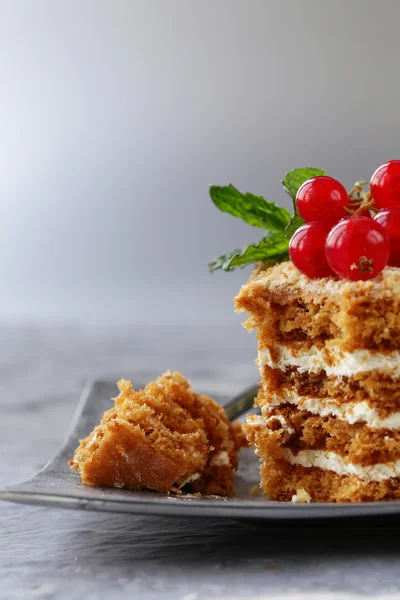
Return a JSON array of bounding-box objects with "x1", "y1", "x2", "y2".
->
[
  {"x1": 245, "y1": 415, "x2": 400, "y2": 502},
  {"x1": 69, "y1": 372, "x2": 244, "y2": 496},
  {"x1": 247, "y1": 401, "x2": 400, "y2": 466},
  {"x1": 70, "y1": 410, "x2": 189, "y2": 492},
  {"x1": 258, "y1": 457, "x2": 400, "y2": 503},
  {"x1": 235, "y1": 261, "x2": 400, "y2": 351},
  {"x1": 260, "y1": 365, "x2": 400, "y2": 416}
]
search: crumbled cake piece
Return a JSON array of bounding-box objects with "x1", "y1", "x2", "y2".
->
[
  {"x1": 69, "y1": 372, "x2": 245, "y2": 496},
  {"x1": 250, "y1": 484, "x2": 260, "y2": 497}
]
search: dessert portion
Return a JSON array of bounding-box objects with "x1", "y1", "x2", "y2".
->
[
  {"x1": 70, "y1": 372, "x2": 245, "y2": 496},
  {"x1": 209, "y1": 160, "x2": 400, "y2": 503},
  {"x1": 237, "y1": 261, "x2": 400, "y2": 502}
]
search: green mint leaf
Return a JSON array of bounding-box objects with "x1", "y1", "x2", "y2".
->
[
  {"x1": 209, "y1": 184, "x2": 291, "y2": 233},
  {"x1": 208, "y1": 230, "x2": 291, "y2": 272},
  {"x1": 282, "y1": 167, "x2": 327, "y2": 206},
  {"x1": 208, "y1": 167, "x2": 328, "y2": 273},
  {"x1": 285, "y1": 212, "x2": 304, "y2": 235}
]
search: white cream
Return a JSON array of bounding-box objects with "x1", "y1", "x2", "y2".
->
[
  {"x1": 247, "y1": 415, "x2": 267, "y2": 426},
  {"x1": 210, "y1": 451, "x2": 230, "y2": 466},
  {"x1": 258, "y1": 344, "x2": 400, "y2": 377},
  {"x1": 178, "y1": 472, "x2": 201, "y2": 488},
  {"x1": 268, "y1": 391, "x2": 400, "y2": 429},
  {"x1": 247, "y1": 413, "x2": 294, "y2": 435},
  {"x1": 283, "y1": 449, "x2": 400, "y2": 483}
]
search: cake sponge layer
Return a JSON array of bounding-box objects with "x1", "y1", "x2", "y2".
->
[
  {"x1": 259, "y1": 365, "x2": 400, "y2": 419},
  {"x1": 235, "y1": 261, "x2": 400, "y2": 351},
  {"x1": 258, "y1": 457, "x2": 400, "y2": 503},
  {"x1": 246, "y1": 403, "x2": 400, "y2": 466},
  {"x1": 246, "y1": 411, "x2": 400, "y2": 501}
]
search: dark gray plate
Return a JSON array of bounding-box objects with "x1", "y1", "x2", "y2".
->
[{"x1": 2, "y1": 379, "x2": 400, "y2": 520}]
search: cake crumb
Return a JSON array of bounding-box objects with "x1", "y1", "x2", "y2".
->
[
  {"x1": 250, "y1": 484, "x2": 260, "y2": 497},
  {"x1": 69, "y1": 372, "x2": 245, "y2": 497},
  {"x1": 291, "y1": 488, "x2": 311, "y2": 503}
]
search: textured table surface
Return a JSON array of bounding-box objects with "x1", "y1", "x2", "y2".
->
[{"x1": 1, "y1": 322, "x2": 400, "y2": 600}]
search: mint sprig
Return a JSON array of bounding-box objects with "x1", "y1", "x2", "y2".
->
[
  {"x1": 208, "y1": 167, "x2": 326, "y2": 273},
  {"x1": 209, "y1": 231, "x2": 291, "y2": 272},
  {"x1": 282, "y1": 167, "x2": 327, "y2": 204},
  {"x1": 210, "y1": 185, "x2": 291, "y2": 233}
]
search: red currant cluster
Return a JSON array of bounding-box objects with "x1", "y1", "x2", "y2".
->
[{"x1": 289, "y1": 160, "x2": 400, "y2": 280}]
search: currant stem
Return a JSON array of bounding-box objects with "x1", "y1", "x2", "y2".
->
[
  {"x1": 347, "y1": 182, "x2": 376, "y2": 216},
  {"x1": 344, "y1": 197, "x2": 375, "y2": 216}
]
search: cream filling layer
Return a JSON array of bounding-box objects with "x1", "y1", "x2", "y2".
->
[
  {"x1": 258, "y1": 344, "x2": 400, "y2": 377},
  {"x1": 282, "y1": 448, "x2": 400, "y2": 483},
  {"x1": 268, "y1": 391, "x2": 400, "y2": 429}
]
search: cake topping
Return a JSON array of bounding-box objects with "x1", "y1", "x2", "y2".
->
[
  {"x1": 208, "y1": 160, "x2": 400, "y2": 280},
  {"x1": 208, "y1": 167, "x2": 325, "y2": 273},
  {"x1": 295, "y1": 175, "x2": 349, "y2": 223},
  {"x1": 374, "y1": 207, "x2": 400, "y2": 267},
  {"x1": 325, "y1": 217, "x2": 390, "y2": 281},
  {"x1": 370, "y1": 160, "x2": 400, "y2": 209},
  {"x1": 289, "y1": 221, "x2": 334, "y2": 279}
]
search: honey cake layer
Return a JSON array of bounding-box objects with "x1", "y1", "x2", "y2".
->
[
  {"x1": 246, "y1": 405, "x2": 400, "y2": 466},
  {"x1": 235, "y1": 261, "x2": 400, "y2": 352},
  {"x1": 258, "y1": 365, "x2": 400, "y2": 421},
  {"x1": 257, "y1": 458, "x2": 400, "y2": 502},
  {"x1": 258, "y1": 340, "x2": 400, "y2": 378}
]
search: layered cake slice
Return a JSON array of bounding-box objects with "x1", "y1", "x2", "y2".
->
[
  {"x1": 236, "y1": 262, "x2": 400, "y2": 502},
  {"x1": 208, "y1": 162, "x2": 400, "y2": 502}
]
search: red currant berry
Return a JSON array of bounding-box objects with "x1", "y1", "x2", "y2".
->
[
  {"x1": 289, "y1": 222, "x2": 334, "y2": 279},
  {"x1": 325, "y1": 217, "x2": 390, "y2": 281},
  {"x1": 374, "y1": 207, "x2": 400, "y2": 267},
  {"x1": 370, "y1": 160, "x2": 400, "y2": 209},
  {"x1": 295, "y1": 176, "x2": 349, "y2": 223}
]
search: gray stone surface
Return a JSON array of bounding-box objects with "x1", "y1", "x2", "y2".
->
[{"x1": 1, "y1": 323, "x2": 400, "y2": 599}]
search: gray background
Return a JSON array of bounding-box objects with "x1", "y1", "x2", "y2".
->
[
  {"x1": 1, "y1": 0, "x2": 400, "y2": 325},
  {"x1": 2, "y1": 4, "x2": 400, "y2": 597}
]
